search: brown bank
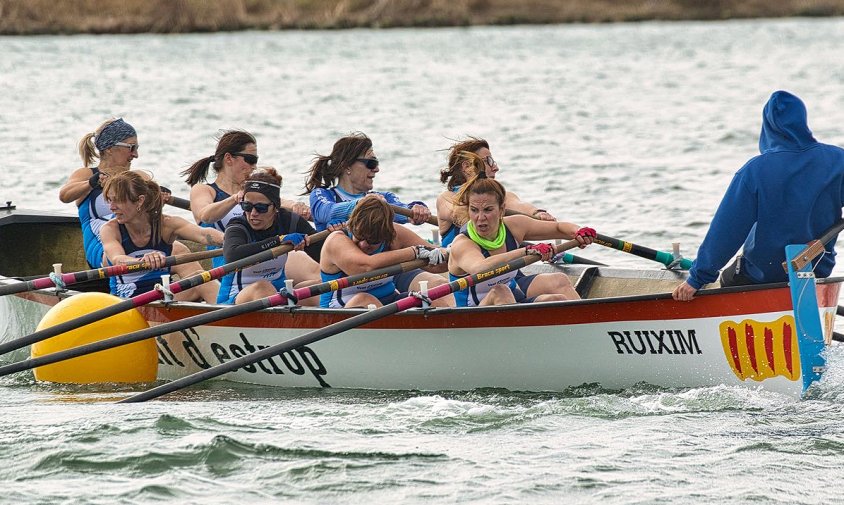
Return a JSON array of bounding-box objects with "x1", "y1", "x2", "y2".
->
[{"x1": 1, "y1": 0, "x2": 843, "y2": 35}]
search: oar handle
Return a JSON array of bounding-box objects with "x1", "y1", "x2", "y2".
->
[
  {"x1": 0, "y1": 248, "x2": 224, "y2": 297},
  {"x1": 165, "y1": 195, "x2": 191, "y2": 211},
  {"x1": 389, "y1": 205, "x2": 438, "y2": 226},
  {"x1": 118, "y1": 239, "x2": 580, "y2": 403},
  {"x1": 784, "y1": 218, "x2": 844, "y2": 271},
  {"x1": 593, "y1": 233, "x2": 693, "y2": 270}
]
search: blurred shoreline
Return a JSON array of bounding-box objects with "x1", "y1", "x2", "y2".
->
[{"x1": 2, "y1": 0, "x2": 843, "y2": 35}]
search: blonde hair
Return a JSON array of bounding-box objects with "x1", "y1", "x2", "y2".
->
[
  {"x1": 452, "y1": 152, "x2": 505, "y2": 225},
  {"x1": 441, "y1": 137, "x2": 489, "y2": 188},
  {"x1": 78, "y1": 118, "x2": 119, "y2": 168}
]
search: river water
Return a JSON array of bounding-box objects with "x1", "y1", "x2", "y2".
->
[{"x1": 3, "y1": 18, "x2": 844, "y2": 504}]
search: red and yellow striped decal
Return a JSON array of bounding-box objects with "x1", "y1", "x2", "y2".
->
[{"x1": 720, "y1": 316, "x2": 800, "y2": 382}]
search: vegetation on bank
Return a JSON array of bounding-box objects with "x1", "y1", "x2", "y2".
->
[{"x1": 1, "y1": 0, "x2": 843, "y2": 34}]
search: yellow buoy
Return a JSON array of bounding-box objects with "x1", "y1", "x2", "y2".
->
[{"x1": 32, "y1": 292, "x2": 157, "y2": 383}]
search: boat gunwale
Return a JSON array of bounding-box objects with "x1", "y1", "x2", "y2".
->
[{"x1": 4, "y1": 272, "x2": 842, "y2": 318}]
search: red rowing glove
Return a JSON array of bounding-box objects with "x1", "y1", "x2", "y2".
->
[
  {"x1": 575, "y1": 226, "x2": 596, "y2": 247},
  {"x1": 525, "y1": 242, "x2": 555, "y2": 262}
]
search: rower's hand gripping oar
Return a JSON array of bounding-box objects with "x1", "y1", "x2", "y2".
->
[
  {"x1": 389, "y1": 204, "x2": 438, "y2": 226},
  {"x1": 0, "y1": 230, "x2": 330, "y2": 357},
  {"x1": 0, "y1": 249, "x2": 223, "y2": 297},
  {"x1": 158, "y1": 187, "x2": 191, "y2": 211},
  {"x1": 118, "y1": 239, "x2": 580, "y2": 403},
  {"x1": 0, "y1": 258, "x2": 431, "y2": 378}
]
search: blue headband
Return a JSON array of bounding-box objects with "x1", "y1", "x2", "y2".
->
[
  {"x1": 244, "y1": 180, "x2": 281, "y2": 207},
  {"x1": 95, "y1": 118, "x2": 137, "y2": 152}
]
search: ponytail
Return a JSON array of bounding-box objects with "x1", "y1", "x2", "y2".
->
[
  {"x1": 78, "y1": 132, "x2": 98, "y2": 168},
  {"x1": 181, "y1": 130, "x2": 257, "y2": 186},
  {"x1": 302, "y1": 132, "x2": 373, "y2": 195},
  {"x1": 303, "y1": 155, "x2": 336, "y2": 194}
]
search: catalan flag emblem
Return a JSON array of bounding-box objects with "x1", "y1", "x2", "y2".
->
[{"x1": 719, "y1": 316, "x2": 800, "y2": 382}]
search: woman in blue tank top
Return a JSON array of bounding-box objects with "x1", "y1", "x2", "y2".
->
[
  {"x1": 219, "y1": 168, "x2": 323, "y2": 305},
  {"x1": 183, "y1": 130, "x2": 313, "y2": 269},
  {"x1": 319, "y1": 196, "x2": 452, "y2": 309},
  {"x1": 100, "y1": 171, "x2": 224, "y2": 302},
  {"x1": 447, "y1": 158, "x2": 597, "y2": 307},
  {"x1": 59, "y1": 118, "x2": 139, "y2": 268},
  {"x1": 436, "y1": 137, "x2": 557, "y2": 247}
]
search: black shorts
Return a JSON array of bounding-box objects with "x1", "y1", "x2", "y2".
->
[{"x1": 719, "y1": 255, "x2": 757, "y2": 287}]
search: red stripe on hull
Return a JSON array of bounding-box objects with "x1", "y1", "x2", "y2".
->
[{"x1": 14, "y1": 282, "x2": 841, "y2": 332}]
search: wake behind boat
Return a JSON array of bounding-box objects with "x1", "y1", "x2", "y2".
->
[{"x1": 0, "y1": 204, "x2": 839, "y2": 398}]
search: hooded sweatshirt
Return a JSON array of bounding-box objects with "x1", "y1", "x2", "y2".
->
[{"x1": 687, "y1": 91, "x2": 844, "y2": 289}]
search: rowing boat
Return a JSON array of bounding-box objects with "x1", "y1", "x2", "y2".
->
[{"x1": 0, "y1": 204, "x2": 839, "y2": 398}]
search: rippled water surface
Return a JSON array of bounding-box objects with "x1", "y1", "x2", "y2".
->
[{"x1": 3, "y1": 18, "x2": 844, "y2": 504}]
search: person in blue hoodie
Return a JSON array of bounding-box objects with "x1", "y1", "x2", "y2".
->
[{"x1": 673, "y1": 90, "x2": 844, "y2": 301}]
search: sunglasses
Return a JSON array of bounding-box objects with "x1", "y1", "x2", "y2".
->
[
  {"x1": 114, "y1": 142, "x2": 139, "y2": 153},
  {"x1": 356, "y1": 158, "x2": 379, "y2": 170},
  {"x1": 240, "y1": 201, "x2": 273, "y2": 214},
  {"x1": 233, "y1": 152, "x2": 259, "y2": 165},
  {"x1": 483, "y1": 155, "x2": 497, "y2": 167},
  {"x1": 355, "y1": 235, "x2": 383, "y2": 247}
]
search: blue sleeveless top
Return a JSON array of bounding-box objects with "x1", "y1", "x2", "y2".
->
[
  {"x1": 449, "y1": 225, "x2": 521, "y2": 307},
  {"x1": 77, "y1": 167, "x2": 113, "y2": 268},
  {"x1": 109, "y1": 223, "x2": 173, "y2": 298},
  {"x1": 319, "y1": 236, "x2": 396, "y2": 308},
  {"x1": 201, "y1": 182, "x2": 244, "y2": 269}
]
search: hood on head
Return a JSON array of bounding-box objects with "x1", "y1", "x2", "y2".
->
[{"x1": 759, "y1": 90, "x2": 816, "y2": 153}]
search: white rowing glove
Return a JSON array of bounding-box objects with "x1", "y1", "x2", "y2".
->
[{"x1": 413, "y1": 245, "x2": 448, "y2": 266}]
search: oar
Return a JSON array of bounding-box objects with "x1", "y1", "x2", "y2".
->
[
  {"x1": 118, "y1": 239, "x2": 580, "y2": 403},
  {"x1": 0, "y1": 249, "x2": 222, "y2": 297},
  {"x1": 159, "y1": 187, "x2": 191, "y2": 211},
  {"x1": 553, "y1": 252, "x2": 606, "y2": 266},
  {"x1": 592, "y1": 234, "x2": 693, "y2": 270},
  {"x1": 502, "y1": 208, "x2": 686, "y2": 269},
  {"x1": 0, "y1": 230, "x2": 330, "y2": 357},
  {"x1": 165, "y1": 195, "x2": 191, "y2": 211},
  {"x1": 0, "y1": 258, "x2": 429, "y2": 378},
  {"x1": 389, "y1": 205, "x2": 438, "y2": 226},
  {"x1": 784, "y1": 217, "x2": 844, "y2": 271}
]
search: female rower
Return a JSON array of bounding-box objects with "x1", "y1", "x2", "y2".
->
[
  {"x1": 59, "y1": 118, "x2": 139, "y2": 268},
  {"x1": 319, "y1": 196, "x2": 453, "y2": 308},
  {"x1": 181, "y1": 130, "x2": 311, "y2": 268},
  {"x1": 101, "y1": 171, "x2": 223, "y2": 303},
  {"x1": 448, "y1": 162, "x2": 596, "y2": 307},
  {"x1": 304, "y1": 132, "x2": 430, "y2": 231},
  {"x1": 437, "y1": 137, "x2": 556, "y2": 247},
  {"x1": 220, "y1": 168, "x2": 322, "y2": 305}
]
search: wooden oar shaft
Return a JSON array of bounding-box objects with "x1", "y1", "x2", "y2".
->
[
  {"x1": 389, "y1": 205, "x2": 438, "y2": 226},
  {"x1": 165, "y1": 195, "x2": 191, "y2": 211},
  {"x1": 788, "y1": 218, "x2": 844, "y2": 271},
  {"x1": 0, "y1": 248, "x2": 223, "y2": 297},
  {"x1": 0, "y1": 231, "x2": 329, "y2": 356},
  {"x1": 593, "y1": 233, "x2": 693, "y2": 270},
  {"x1": 291, "y1": 259, "x2": 427, "y2": 301},
  {"x1": 0, "y1": 258, "x2": 430, "y2": 378},
  {"x1": 118, "y1": 240, "x2": 578, "y2": 403}
]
